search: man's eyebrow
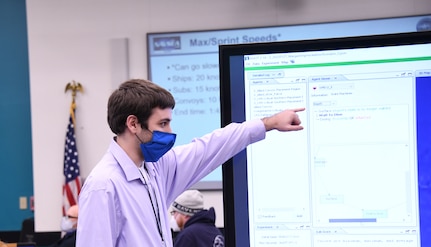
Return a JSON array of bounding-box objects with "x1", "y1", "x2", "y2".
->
[{"x1": 160, "y1": 118, "x2": 172, "y2": 122}]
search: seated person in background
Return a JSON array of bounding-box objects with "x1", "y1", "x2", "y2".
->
[
  {"x1": 170, "y1": 190, "x2": 224, "y2": 247},
  {"x1": 49, "y1": 205, "x2": 78, "y2": 247}
]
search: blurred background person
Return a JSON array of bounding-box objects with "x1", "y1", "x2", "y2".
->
[
  {"x1": 49, "y1": 205, "x2": 78, "y2": 247},
  {"x1": 170, "y1": 190, "x2": 224, "y2": 247}
]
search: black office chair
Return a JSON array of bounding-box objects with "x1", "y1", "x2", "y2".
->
[{"x1": 19, "y1": 217, "x2": 35, "y2": 243}]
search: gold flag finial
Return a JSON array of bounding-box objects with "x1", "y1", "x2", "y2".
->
[{"x1": 65, "y1": 80, "x2": 84, "y2": 103}]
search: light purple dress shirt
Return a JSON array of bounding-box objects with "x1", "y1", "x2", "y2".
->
[{"x1": 76, "y1": 119, "x2": 265, "y2": 247}]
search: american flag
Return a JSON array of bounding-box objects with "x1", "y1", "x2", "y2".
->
[{"x1": 62, "y1": 102, "x2": 82, "y2": 216}]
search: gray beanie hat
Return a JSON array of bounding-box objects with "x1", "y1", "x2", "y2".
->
[{"x1": 171, "y1": 190, "x2": 204, "y2": 216}]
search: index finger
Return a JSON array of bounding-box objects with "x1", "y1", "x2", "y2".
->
[{"x1": 291, "y1": 107, "x2": 306, "y2": 113}]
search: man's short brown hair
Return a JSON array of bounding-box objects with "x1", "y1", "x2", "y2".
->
[{"x1": 107, "y1": 79, "x2": 175, "y2": 134}]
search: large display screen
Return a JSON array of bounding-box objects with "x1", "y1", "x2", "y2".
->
[
  {"x1": 219, "y1": 31, "x2": 431, "y2": 247},
  {"x1": 147, "y1": 15, "x2": 431, "y2": 189}
]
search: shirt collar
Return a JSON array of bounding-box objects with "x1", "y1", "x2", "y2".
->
[{"x1": 109, "y1": 138, "x2": 143, "y2": 183}]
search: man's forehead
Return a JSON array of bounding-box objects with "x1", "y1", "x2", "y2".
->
[
  {"x1": 150, "y1": 107, "x2": 172, "y2": 120},
  {"x1": 68, "y1": 205, "x2": 79, "y2": 216}
]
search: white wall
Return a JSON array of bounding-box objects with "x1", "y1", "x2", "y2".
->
[{"x1": 26, "y1": 0, "x2": 431, "y2": 231}]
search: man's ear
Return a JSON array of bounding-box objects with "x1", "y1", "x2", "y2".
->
[{"x1": 126, "y1": 115, "x2": 140, "y2": 133}]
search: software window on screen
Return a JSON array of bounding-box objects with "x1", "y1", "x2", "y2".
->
[{"x1": 243, "y1": 44, "x2": 430, "y2": 247}]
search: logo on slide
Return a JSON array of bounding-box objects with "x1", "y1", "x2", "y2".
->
[{"x1": 153, "y1": 37, "x2": 181, "y2": 51}]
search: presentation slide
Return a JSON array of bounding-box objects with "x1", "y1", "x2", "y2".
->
[{"x1": 147, "y1": 15, "x2": 431, "y2": 188}]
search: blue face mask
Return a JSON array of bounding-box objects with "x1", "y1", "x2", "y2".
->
[{"x1": 139, "y1": 131, "x2": 176, "y2": 162}]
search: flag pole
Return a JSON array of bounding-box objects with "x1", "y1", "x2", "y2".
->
[
  {"x1": 63, "y1": 80, "x2": 84, "y2": 216},
  {"x1": 65, "y1": 80, "x2": 84, "y2": 126}
]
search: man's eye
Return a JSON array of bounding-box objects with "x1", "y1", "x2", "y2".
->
[{"x1": 160, "y1": 122, "x2": 167, "y2": 127}]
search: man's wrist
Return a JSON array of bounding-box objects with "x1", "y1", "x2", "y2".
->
[{"x1": 261, "y1": 117, "x2": 272, "y2": 131}]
